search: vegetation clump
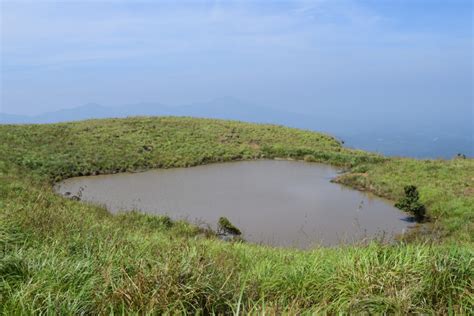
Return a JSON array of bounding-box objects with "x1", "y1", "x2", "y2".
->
[
  {"x1": 303, "y1": 154, "x2": 316, "y2": 162},
  {"x1": 217, "y1": 216, "x2": 242, "y2": 235},
  {"x1": 395, "y1": 185, "x2": 426, "y2": 221}
]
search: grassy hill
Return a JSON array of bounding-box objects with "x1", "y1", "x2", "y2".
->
[{"x1": 1, "y1": 117, "x2": 472, "y2": 313}]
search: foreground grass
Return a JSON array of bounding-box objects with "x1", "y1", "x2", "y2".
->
[{"x1": 1, "y1": 117, "x2": 473, "y2": 313}]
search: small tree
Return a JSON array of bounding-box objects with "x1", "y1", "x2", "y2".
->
[
  {"x1": 395, "y1": 185, "x2": 426, "y2": 221},
  {"x1": 217, "y1": 217, "x2": 242, "y2": 235}
]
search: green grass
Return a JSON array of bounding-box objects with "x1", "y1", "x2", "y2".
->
[
  {"x1": 336, "y1": 158, "x2": 474, "y2": 242},
  {"x1": 0, "y1": 116, "x2": 383, "y2": 183},
  {"x1": 1, "y1": 117, "x2": 473, "y2": 313}
]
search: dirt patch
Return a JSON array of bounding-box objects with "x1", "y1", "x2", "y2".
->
[
  {"x1": 463, "y1": 187, "x2": 474, "y2": 196},
  {"x1": 249, "y1": 142, "x2": 260, "y2": 150}
]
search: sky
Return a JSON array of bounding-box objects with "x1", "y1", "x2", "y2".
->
[{"x1": 1, "y1": 0, "x2": 472, "y2": 126}]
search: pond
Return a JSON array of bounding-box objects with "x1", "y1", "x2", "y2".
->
[{"x1": 55, "y1": 160, "x2": 412, "y2": 248}]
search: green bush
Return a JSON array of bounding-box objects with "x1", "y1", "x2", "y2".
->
[
  {"x1": 395, "y1": 185, "x2": 426, "y2": 220},
  {"x1": 217, "y1": 217, "x2": 241, "y2": 235}
]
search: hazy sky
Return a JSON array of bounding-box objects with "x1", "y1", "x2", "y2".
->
[{"x1": 1, "y1": 0, "x2": 472, "y2": 119}]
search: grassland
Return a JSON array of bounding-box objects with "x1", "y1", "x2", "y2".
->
[{"x1": 1, "y1": 116, "x2": 473, "y2": 314}]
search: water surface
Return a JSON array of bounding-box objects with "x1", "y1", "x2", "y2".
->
[{"x1": 56, "y1": 160, "x2": 411, "y2": 248}]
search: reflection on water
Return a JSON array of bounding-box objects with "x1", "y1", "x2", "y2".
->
[{"x1": 56, "y1": 160, "x2": 411, "y2": 248}]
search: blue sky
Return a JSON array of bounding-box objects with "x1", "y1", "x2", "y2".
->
[{"x1": 1, "y1": 0, "x2": 472, "y2": 121}]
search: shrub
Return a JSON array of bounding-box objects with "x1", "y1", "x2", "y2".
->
[
  {"x1": 217, "y1": 217, "x2": 241, "y2": 235},
  {"x1": 395, "y1": 185, "x2": 426, "y2": 221}
]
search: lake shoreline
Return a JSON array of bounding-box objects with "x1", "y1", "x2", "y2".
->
[
  {"x1": 55, "y1": 159, "x2": 413, "y2": 248},
  {"x1": 1, "y1": 116, "x2": 472, "y2": 313}
]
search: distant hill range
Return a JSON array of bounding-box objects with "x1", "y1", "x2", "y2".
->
[
  {"x1": 1, "y1": 97, "x2": 472, "y2": 158},
  {"x1": 0, "y1": 97, "x2": 322, "y2": 128}
]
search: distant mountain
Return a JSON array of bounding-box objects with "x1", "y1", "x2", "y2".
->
[
  {"x1": 0, "y1": 97, "x2": 337, "y2": 132},
  {"x1": 1, "y1": 97, "x2": 472, "y2": 158},
  {"x1": 0, "y1": 102, "x2": 169, "y2": 124},
  {"x1": 0, "y1": 113, "x2": 32, "y2": 124},
  {"x1": 174, "y1": 97, "x2": 338, "y2": 131}
]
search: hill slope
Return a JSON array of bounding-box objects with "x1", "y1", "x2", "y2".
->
[
  {"x1": 3, "y1": 98, "x2": 472, "y2": 159},
  {"x1": 0, "y1": 117, "x2": 472, "y2": 313}
]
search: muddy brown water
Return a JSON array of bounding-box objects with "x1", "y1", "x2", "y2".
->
[{"x1": 55, "y1": 160, "x2": 412, "y2": 248}]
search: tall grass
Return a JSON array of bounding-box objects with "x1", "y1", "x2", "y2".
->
[{"x1": 1, "y1": 117, "x2": 473, "y2": 313}]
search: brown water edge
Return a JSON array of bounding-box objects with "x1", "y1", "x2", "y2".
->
[{"x1": 55, "y1": 160, "x2": 413, "y2": 249}]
